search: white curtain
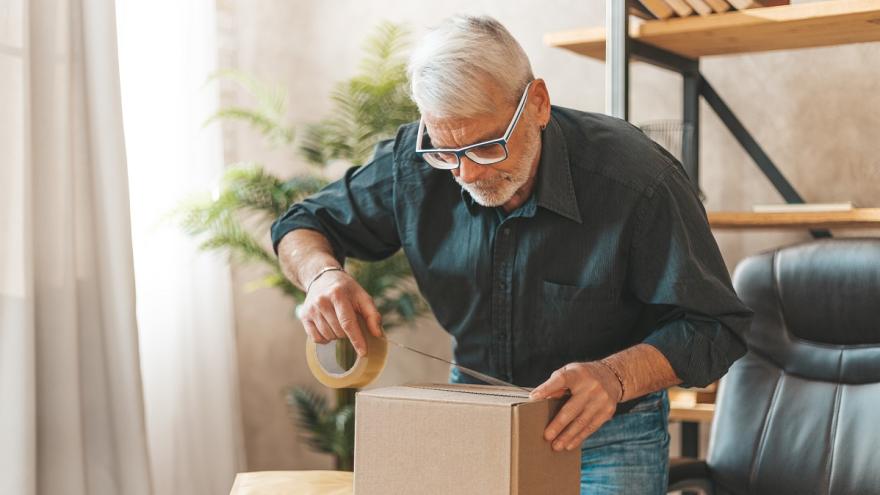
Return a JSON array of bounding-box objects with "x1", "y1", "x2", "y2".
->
[
  {"x1": 0, "y1": 0, "x2": 153, "y2": 494},
  {"x1": 115, "y1": 0, "x2": 247, "y2": 494}
]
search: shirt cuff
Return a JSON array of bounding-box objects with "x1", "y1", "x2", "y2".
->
[{"x1": 642, "y1": 317, "x2": 747, "y2": 388}]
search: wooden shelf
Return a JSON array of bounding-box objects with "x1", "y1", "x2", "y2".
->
[
  {"x1": 708, "y1": 208, "x2": 880, "y2": 229},
  {"x1": 669, "y1": 403, "x2": 715, "y2": 423},
  {"x1": 545, "y1": 0, "x2": 880, "y2": 60},
  {"x1": 668, "y1": 386, "x2": 716, "y2": 423}
]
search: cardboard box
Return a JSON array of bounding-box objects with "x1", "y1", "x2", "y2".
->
[{"x1": 353, "y1": 383, "x2": 580, "y2": 495}]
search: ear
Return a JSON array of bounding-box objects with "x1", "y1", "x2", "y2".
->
[{"x1": 529, "y1": 78, "x2": 551, "y2": 127}]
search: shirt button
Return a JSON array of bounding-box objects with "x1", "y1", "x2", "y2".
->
[
  {"x1": 498, "y1": 281, "x2": 506, "y2": 290},
  {"x1": 502, "y1": 228, "x2": 510, "y2": 237}
]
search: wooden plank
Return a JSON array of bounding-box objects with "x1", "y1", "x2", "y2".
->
[
  {"x1": 230, "y1": 471, "x2": 353, "y2": 495},
  {"x1": 664, "y1": 0, "x2": 696, "y2": 17},
  {"x1": 545, "y1": 0, "x2": 880, "y2": 59},
  {"x1": 728, "y1": 0, "x2": 790, "y2": 9},
  {"x1": 706, "y1": 0, "x2": 733, "y2": 14},
  {"x1": 684, "y1": 0, "x2": 716, "y2": 17},
  {"x1": 708, "y1": 208, "x2": 880, "y2": 229},
  {"x1": 669, "y1": 403, "x2": 715, "y2": 422},
  {"x1": 668, "y1": 386, "x2": 716, "y2": 422},
  {"x1": 641, "y1": 0, "x2": 677, "y2": 19}
]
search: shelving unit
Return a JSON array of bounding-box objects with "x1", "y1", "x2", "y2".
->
[
  {"x1": 546, "y1": 1, "x2": 880, "y2": 59},
  {"x1": 546, "y1": 0, "x2": 880, "y2": 464},
  {"x1": 546, "y1": 0, "x2": 880, "y2": 232}
]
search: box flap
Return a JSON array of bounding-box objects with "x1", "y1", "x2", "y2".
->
[
  {"x1": 511, "y1": 400, "x2": 581, "y2": 494},
  {"x1": 358, "y1": 383, "x2": 531, "y2": 407}
]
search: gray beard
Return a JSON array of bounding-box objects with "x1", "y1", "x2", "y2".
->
[
  {"x1": 455, "y1": 135, "x2": 539, "y2": 207},
  {"x1": 456, "y1": 171, "x2": 528, "y2": 207}
]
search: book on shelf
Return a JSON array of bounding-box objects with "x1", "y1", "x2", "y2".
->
[
  {"x1": 704, "y1": 0, "x2": 732, "y2": 14},
  {"x1": 751, "y1": 202, "x2": 855, "y2": 213},
  {"x1": 629, "y1": 1, "x2": 657, "y2": 19},
  {"x1": 684, "y1": 0, "x2": 715, "y2": 16},
  {"x1": 637, "y1": 0, "x2": 675, "y2": 19},
  {"x1": 663, "y1": 0, "x2": 695, "y2": 16},
  {"x1": 727, "y1": 0, "x2": 789, "y2": 10}
]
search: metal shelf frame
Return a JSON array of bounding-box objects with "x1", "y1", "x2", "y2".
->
[{"x1": 605, "y1": 0, "x2": 831, "y2": 238}]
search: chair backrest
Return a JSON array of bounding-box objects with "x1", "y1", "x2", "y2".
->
[{"x1": 707, "y1": 238, "x2": 880, "y2": 495}]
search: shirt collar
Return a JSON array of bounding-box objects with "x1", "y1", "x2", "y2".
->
[
  {"x1": 459, "y1": 112, "x2": 582, "y2": 224},
  {"x1": 534, "y1": 114, "x2": 582, "y2": 223}
]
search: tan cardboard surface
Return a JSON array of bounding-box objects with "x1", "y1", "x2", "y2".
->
[
  {"x1": 512, "y1": 400, "x2": 581, "y2": 494},
  {"x1": 354, "y1": 383, "x2": 580, "y2": 495},
  {"x1": 358, "y1": 383, "x2": 531, "y2": 406}
]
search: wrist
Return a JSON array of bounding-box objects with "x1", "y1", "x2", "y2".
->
[
  {"x1": 593, "y1": 360, "x2": 625, "y2": 403},
  {"x1": 304, "y1": 265, "x2": 345, "y2": 293}
]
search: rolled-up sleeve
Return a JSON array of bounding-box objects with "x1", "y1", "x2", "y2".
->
[
  {"x1": 629, "y1": 166, "x2": 754, "y2": 388},
  {"x1": 270, "y1": 142, "x2": 400, "y2": 263}
]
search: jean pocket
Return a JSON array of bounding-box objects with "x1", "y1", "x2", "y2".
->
[
  {"x1": 626, "y1": 390, "x2": 667, "y2": 414},
  {"x1": 583, "y1": 391, "x2": 670, "y2": 451}
]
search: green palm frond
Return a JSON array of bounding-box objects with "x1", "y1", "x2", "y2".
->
[
  {"x1": 220, "y1": 164, "x2": 328, "y2": 218},
  {"x1": 205, "y1": 69, "x2": 295, "y2": 146},
  {"x1": 347, "y1": 254, "x2": 426, "y2": 330},
  {"x1": 299, "y1": 21, "x2": 419, "y2": 167},
  {"x1": 286, "y1": 387, "x2": 355, "y2": 462},
  {"x1": 172, "y1": 164, "x2": 320, "y2": 304}
]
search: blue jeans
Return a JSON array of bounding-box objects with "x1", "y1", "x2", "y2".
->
[{"x1": 579, "y1": 389, "x2": 670, "y2": 494}]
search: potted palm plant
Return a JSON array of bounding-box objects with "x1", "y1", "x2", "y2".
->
[{"x1": 175, "y1": 22, "x2": 425, "y2": 471}]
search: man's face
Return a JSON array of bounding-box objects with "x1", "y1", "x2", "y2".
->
[{"x1": 422, "y1": 83, "x2": 544, "y2": 207}]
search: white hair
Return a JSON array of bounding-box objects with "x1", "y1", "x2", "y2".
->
[{"x1": 408, "y1": 15, "x2": 534, "y2": 118}]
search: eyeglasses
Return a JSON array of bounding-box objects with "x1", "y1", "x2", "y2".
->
[{"x1": 415, "y1": 81, "x2": 533, "y2": 170}]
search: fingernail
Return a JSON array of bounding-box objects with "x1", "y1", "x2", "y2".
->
[{"x1": 553, "y1": 441, "x2": 562, "y2": 451}]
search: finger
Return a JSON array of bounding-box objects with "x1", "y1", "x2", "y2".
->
[
  {"x1": 540, "y1": 388, "x2": 570, "y2": 400},
  {"x1": 356, "y1": 292, "x2": 383, "y2": 338},
  {"x1": 556, "y1": 400, "x2": 605, "y2": 450},
  {"x1": 316, "y1": 312, "x2": 344, "y2": 340},
  {"x1": 565, "y1": 413, "x2": 609, "y2": 451},
  {"x1": 543, "y1": 393, "x2": 588, "y2": 444},
  {"x1": 302, "y1": 320, "x2": 328, "y2": 344},
  {"x1": 334, "y1": 299, "x2": 367, "y2": 357},
  {"x1": 318, "y1": 300, "x2": 346, "y2": 341},
  {"x1": 530, "y1": 368, "x2": 569, "y2": 400}
]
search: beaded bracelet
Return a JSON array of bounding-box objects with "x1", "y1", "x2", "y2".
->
[{"x1": 596, "y1": 359, "x2": 626, "y2": 403}]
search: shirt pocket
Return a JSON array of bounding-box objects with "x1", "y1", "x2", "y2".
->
[{"x1": 535, "y1": 280, "x2": 622, "y2": 360}]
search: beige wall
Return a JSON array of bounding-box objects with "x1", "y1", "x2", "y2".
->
[{"x1": 216, "y1": 0, "x2": 880, "y2": 470}]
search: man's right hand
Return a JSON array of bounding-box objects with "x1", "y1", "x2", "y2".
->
[{"x1": 298, "y1": 269, "x2": 383, "y2": 357}]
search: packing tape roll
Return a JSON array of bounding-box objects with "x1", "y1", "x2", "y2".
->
[{"x1": 305, "y1": 329, "x2": 388, "y2": 389}]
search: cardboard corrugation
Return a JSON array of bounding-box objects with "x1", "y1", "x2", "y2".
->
[{"x1": 353, "y1": 384, "x2": 580, "y2": 495}]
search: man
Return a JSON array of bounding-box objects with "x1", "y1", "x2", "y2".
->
[{"x1": 272, "y1": 15, "x2": 753, "y2": 494}]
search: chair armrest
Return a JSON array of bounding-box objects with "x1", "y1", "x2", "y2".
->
[{"x1": 668, "y1": 457, "x2": 714, "y2": 494}]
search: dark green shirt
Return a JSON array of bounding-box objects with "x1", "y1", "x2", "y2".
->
[{"x1": 272, "y1": 106, "x2": 753, "y2": 390}]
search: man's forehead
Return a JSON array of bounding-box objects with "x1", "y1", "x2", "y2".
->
[{"x1": 423, "y1": 113, "x2": 506, "y2": 148}]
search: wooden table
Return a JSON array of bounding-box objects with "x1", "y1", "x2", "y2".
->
[{"x1": 230, "y1": 471, "x2": 353, "y2": 495}]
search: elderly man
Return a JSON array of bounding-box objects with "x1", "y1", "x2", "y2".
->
[{"x1": 272, "y1": 15, "x2": 752, "y2": 494}]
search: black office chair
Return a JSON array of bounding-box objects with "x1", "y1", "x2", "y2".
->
[{"x1": 668, "y1": 238, "x2": 880, "y2": 495}]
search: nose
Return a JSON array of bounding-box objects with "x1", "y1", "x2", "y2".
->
[{"x1": 453, "y1": 156, "x2": 487, "y2": 184}]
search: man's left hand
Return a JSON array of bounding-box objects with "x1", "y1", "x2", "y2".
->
[{"x1": 529, "y1": 362, "x2": 623, "y2": 451}]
